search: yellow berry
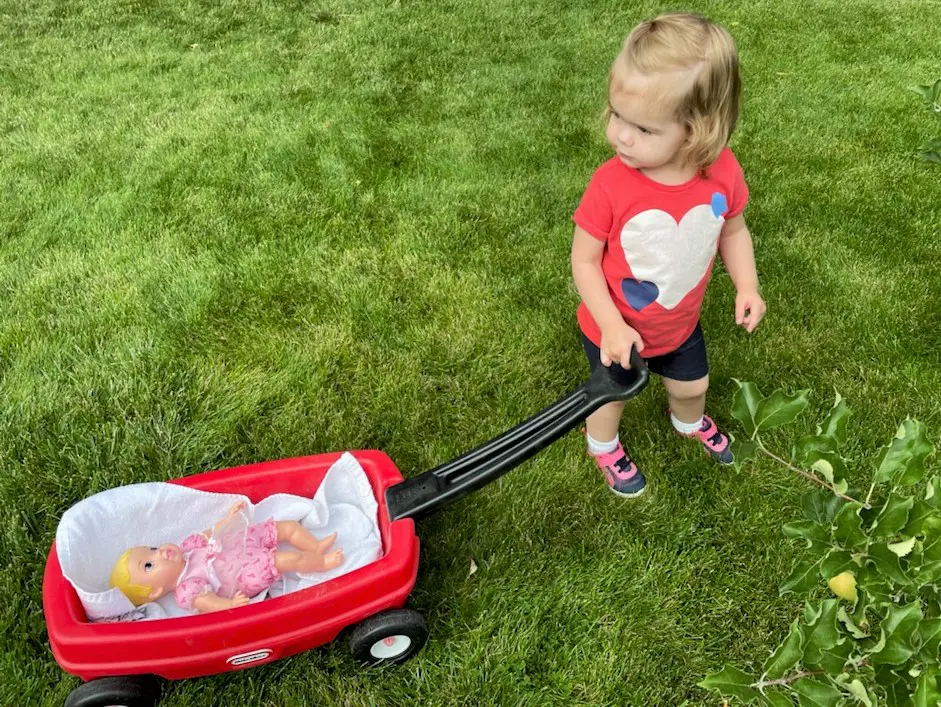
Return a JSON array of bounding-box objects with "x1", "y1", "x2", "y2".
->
[{"x1": 827, "y1": 571, "x2": 858, "y2": 602}]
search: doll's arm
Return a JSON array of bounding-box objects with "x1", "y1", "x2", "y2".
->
[
  {"x1": 191, "y1": 590, "x2": 251, "y2": 613},
  {"x1": 202, "y1": 501, "x2": 248, "y2": 538}
]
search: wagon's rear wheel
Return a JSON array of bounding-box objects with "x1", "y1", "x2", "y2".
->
[
  {"x1": 64, "y1": 674, "x2": 161, "y2": 707},
  {"x1": 348, "y1": 608, "x2": 428, "y2": 666}
]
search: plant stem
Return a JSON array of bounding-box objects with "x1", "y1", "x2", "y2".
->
[
  {"x1": 753, "y1": 670, "x2": 824, "y2": 689},
  {"x1": 864, "y1": 480, "x2": 876, "y2": 508},
  {"x1": 757, "y1": 445, "x2": 871, "y2": 509}
]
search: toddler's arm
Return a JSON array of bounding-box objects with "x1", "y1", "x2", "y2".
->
[
  {"x1": 571, "y1": 226, "x2": 644, "y2": 366},
  {"x1": 717, "y1": 215, "x2": 765, "y2": 332}
]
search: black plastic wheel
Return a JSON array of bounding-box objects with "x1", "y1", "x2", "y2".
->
[
  {"x1": 64, "y1": 675, "x2": 161, "y2": 707},
  {"x1": 348, "y1": 608, "x2": 429, "y2": 665}
]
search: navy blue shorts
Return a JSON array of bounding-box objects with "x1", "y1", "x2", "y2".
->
[{"x1": 581, "y1": 322, "x2": 709, "y2": 382}]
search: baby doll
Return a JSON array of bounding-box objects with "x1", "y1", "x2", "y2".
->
[{"x1": 110, "y1": 502, "x2": 344, "y2": 614}]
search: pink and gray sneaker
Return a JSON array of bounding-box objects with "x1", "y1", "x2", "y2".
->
[
  {"x1": 591, "y1": 441, "x2": 647, "y2": 498},
  {"x1": 677, "y1": 414, "x2": 734, "y2": 465}
]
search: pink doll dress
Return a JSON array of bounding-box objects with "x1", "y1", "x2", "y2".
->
[{"x1": 174, "y1": 518, "x2": 281, "y2": 611}]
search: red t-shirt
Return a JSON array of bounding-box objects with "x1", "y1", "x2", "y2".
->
[{"x1": 573, "y1": 148, "x2": 748, "y2": 357}]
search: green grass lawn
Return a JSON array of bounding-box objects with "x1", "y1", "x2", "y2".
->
[{"x1": 2, "y1": 0, "x2": 940, "y2": 704}]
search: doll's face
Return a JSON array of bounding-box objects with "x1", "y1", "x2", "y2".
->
[{"x1": 127, "y1": 544, "x2": 185, "y2": 600}]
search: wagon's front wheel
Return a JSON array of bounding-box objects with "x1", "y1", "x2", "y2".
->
[
  {"x1": 64, "y1": 674, "x2": 161, "y2": 707},
  {"x1": 348, "y1": 608, "x2": 428, "y2": 665}
]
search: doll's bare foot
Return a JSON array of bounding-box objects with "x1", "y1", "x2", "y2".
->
[
  {"x1": 277, "y1": 547, "x2": 344, "y2": 574},
  {"x1": 300, "y1": 548, "x2": 343, "y2": 572},
  {"x1": 317, "y1": 532, "x2": 337, "y2": 553},
  {"x1": 322, "y1": 548, "x2": 343, "y2": 570}
]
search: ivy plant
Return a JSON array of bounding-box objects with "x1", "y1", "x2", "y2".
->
[
  {"x1": 699, "y1": 381, "x2": 938, "y2": 706},
  {"x1": 909, "y1": 79, "x2": 941, "y2": 164}
]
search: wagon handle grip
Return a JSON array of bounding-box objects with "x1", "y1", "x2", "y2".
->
[{"x1": 385, "y1": 348, "x2": 649, "y2": 521}]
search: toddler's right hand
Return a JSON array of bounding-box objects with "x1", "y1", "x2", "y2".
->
[
  {"x1": 230, "y1": 591, "x2": 250, "y2": 609},
  {"x1": 599, "y1": 323, "x2": 644, "y2": 369}
]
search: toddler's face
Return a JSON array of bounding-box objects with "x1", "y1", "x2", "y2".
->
[
  {"x1": 606, "y1": 69, "x2": 690, "y2": 174},
  {"x1": 127, "y1": 544, "x2": 185, "y2": 600}
]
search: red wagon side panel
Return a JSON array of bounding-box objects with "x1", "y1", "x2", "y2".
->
[{"x1": 43, "y1": 451, "x2": 421, "y2": 681}]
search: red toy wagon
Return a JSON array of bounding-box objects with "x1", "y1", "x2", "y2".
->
[{"x1": 44, "y1": 357, "x2": 647, "y2": 707}]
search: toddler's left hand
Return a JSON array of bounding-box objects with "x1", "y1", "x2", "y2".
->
[{"x1": 735, "y1": 289, "x2": 766, "y2": 333}]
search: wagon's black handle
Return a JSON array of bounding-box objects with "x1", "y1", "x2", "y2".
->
[{"x1": 385, "y1": 348, "x2": 648, "y2": 521}]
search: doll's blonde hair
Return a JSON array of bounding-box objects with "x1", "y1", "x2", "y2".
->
[
  {"x1": 607, "y1": 12, "x2": 741, "y2": 172},
  {"x1": 110, "y1": 549, "x2": 152, "y2": 606}
]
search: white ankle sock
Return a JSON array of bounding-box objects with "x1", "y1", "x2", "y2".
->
[
  {"x1": 671, "y1": 414, "x2": 703, "y2": 435},
  {"x1": 587, "y1": 433, "x2": 619, "y2": 455}
]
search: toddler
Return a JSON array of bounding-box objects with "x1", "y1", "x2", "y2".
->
[{"x1": 571, "y1": 12, "x2": 765, "y2": 497}]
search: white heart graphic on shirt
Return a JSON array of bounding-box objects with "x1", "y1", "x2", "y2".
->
[{"x1": 619, "y1": 201, "x2": 725, "y2": 311}]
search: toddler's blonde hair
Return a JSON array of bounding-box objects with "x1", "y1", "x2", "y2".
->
[
  {"x1": 608, "y1": 12, "x2": 741, "y2": 172},
  {"x1": 110, "y1": 549, "x2": 152, "y2": 606}
]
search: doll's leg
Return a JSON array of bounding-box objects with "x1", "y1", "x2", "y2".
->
[
  {"x1": 274, "y1": 547, "x2": 344, "y2": 573},
  {"x1": 275, "y1": 521, "x2": 337, "y2": 553}
]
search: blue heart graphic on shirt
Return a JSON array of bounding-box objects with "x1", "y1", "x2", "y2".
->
[
  {"x1": 711, "y1": 192, "x2": 728, "y2": 218},
  {"x1": 621, "y1": 278, "x2": 660, "y2": 311}
]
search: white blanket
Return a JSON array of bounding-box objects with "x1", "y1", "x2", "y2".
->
[{"x1": 56, "y1": 453, "x2": 382, "y2": 621}]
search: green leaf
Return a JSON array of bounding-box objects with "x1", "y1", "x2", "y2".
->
[
  {"x1": 807, "y1": 452, "x2": 849, "y2": 487},
  {"x1": 793, "y1": 434, "x2": 840, "y2": 467},
  {"x1": 915, "y1": 560, "x2": 941, "y2": 586},
  {"x1": 905, "y1": 500, "x2": 938, "y2": 537},
  {"x1": 762, "y1": 691, "x2": 795, "y2": 707},
  {"x1": 755, "y1": 389, "x2": 811, "y2": 432},
  {"x1": 697, "y1": 664, "x2": 760, "y2": 702},
  {"x1": 817, "y1": 393, "x2": 851, "y2": 446},
  {"x1": 918, "y1": 618, "x2": 941, "y2": 662},
  {"x1": 871, "y1": 602, "x2": 923, "y2": 666},
  {"x1": 781, "y1": 558, "x2": 825, "y2": 595},
  {"x1": 803, "y1": 491, "x2": 844, "y2": 525},
  {"x1": 805, "y1": 638, "x2": 853, "y2": 674},
  {"x1": 842, "y1": 678, "x2": 874, "y2": 707},
  {"x1": 928, "y1": 477, "x2": 941, "y2": 509},
  {"x1": 802, "y1": 599, "x2": 841, "y2": 665},
  {"x1": 784, "y1": 520, "x2": 831, "y2": 545},
  {"x1": 868, "y1": 543, "x2": 914, "y2": 586},
  {"x1": 888, "y1": 536, "x2": 917, "y2": 557},
  {"x1": 731, "y1": 380, "x2": 763, "y2": 438},
  {"x1": 884, "y1": 677, "x2": 915, "y2": 707},
  {"x1": 925, "y1": 150, "x2": 941, "y2": 165},
  {"x1": 732, "y1": 435, "x2": 759, "y2": 471},
  {"x1": 872, "y1": 495, "x2": 915, "y2": 539},
  {"x1": 838, "y1": 606, "x2": 870, "y2": 638},
  {"x1": 832, "y1": 503, "x2": 868, "y2": 549},
  {"x1": 792, "y1": 678, "x2": 842, "y2": 707},
  {"x1": 874, "y1": 419, "x2": 935, "y2": 487},
  {"x1": 924, "y1": 532, "x2": 941, "y2": 563},
  {"x1": 913, "y1": 670, "x2": 941, "y2": 707},
  {"x1": 764, "y1": 619, "x2": 805, "y2": 679},
  {"x1": 819, "y1": 549, "x2": 855, "y2": 579}
]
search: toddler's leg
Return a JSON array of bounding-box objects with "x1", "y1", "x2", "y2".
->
[
  {"x1": 584, "y1": 400, "x2": 645, "y2": 498},
  {"x1": 662, "y1": 375, "x2": 708, "y2": 425},
  {"x1": 585, "y1": 400, "x2": 625, "y2": 447},
  {"x1": 662, "y1": 375, "x2": 732, "y2": 465}
]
